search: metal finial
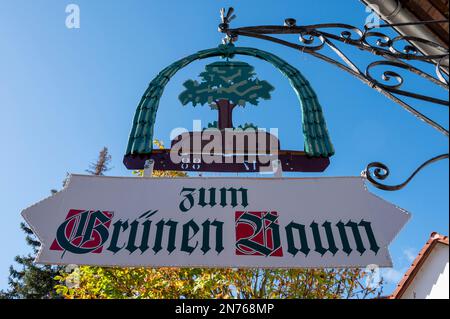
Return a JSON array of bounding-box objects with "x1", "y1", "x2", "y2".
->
[
  {"x1": 219, "y1": 7, "x2": 237, "y2": 44},
  {"x1": 225, "y1": 7, "x2": 234, "y2": 21},
  {"x1": 220, "y1": 7, "x2": 235, "y2": 24}
]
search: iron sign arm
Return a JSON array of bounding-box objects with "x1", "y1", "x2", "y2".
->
[{"x1": 218, "y1": 7, "x2": 449, "y2": 191}]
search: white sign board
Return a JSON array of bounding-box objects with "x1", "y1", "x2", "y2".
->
[{"x1": 22, "y1": 175, "x2": 410, "y2": 268}]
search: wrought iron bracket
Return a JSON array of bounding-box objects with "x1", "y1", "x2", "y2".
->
[{"x1": 218, "y1": 7, "x2": 449, "y2": 191}]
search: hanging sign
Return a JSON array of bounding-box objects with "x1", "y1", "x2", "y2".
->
[{"x1": 22, "y1": 175, "x2": 409, "y2": 268}]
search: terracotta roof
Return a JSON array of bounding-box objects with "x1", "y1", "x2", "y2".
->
[
  {"x1": 399, "y1": 0, "x2": 449, "y2": 48},
  {"x1": 389, "y1": 232, "x2": 449, "y2": 299}
]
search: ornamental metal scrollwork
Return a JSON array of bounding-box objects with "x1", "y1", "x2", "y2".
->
[
  {"x1": 365, "y1": 60, "x2": 449, "y2": 107},
  {"x1": 363, "y1": 154, "x2": 449, "y2": 191},
  {"x1": 218, "y1": 7, "x2": 449, "y2": 191}
]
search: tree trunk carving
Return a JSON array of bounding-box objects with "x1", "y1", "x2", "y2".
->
[{"x1": 216, "y1": 99, "x2": 236, "y2": 129}]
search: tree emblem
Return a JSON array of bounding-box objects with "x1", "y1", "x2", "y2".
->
[{"x1": 179, "y1": 61, "x2": 274, "y2": 129}]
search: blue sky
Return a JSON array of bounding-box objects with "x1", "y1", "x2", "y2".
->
[{"x1": 0, "y1": 0, "x2": 448, "y2": 296}]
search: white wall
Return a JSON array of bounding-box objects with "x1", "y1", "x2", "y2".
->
[{"x1": 401, "y1": 243, "x2": 449, "y2": 299}]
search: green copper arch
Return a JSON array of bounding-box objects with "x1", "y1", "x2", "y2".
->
[{"x1": 126, "y1": 44, "x2": 334, "y2": 157}]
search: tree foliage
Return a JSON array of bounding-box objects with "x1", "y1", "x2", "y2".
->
[
  {"x1": 55, "y1": 266, "x2": 383, "y2": 299},
  {"x1": 0, "y1": 222, "x2": 62, "y2": 299},
  {"x1": 86, "y1": 147, "x2": 112, "y2": 175},
  {"x1": 179, "y1": 61, "x2": 274, "y2": 108}
]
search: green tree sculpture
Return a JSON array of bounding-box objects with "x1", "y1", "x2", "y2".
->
[{"x1": 179, "y1": 61, "x2": 274, "y2": 129}]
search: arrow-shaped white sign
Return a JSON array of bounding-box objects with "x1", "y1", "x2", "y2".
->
[{"x1": 22, "y1": 175, "x2": 409, "y2": 268}]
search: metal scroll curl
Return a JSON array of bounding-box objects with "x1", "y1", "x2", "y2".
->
[
  {"x1": 363, "y1": 154, "x2": 449, "y2": 191},
  {"x1": 365, "y1": 60, "x2": 449, "y2": 106}
]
